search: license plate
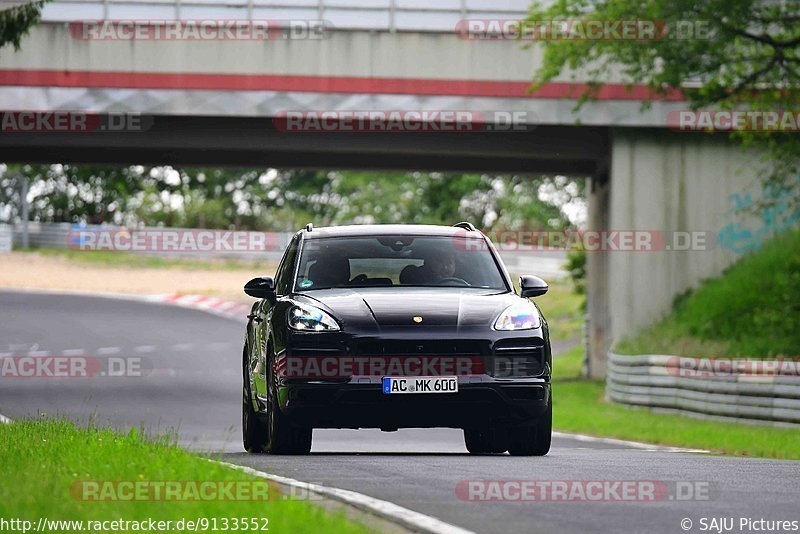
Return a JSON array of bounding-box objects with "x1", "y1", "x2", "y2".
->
[{"x1": 382, "y1": 376, "x2": 459, "y2": 394}]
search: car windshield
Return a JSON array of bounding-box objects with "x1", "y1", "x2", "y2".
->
[{"x1": 294, "y1": 236, "x2": 508, "y2": 291}]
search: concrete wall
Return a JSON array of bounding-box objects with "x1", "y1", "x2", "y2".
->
[
  {"x1": 0, "y1": 23, "x2": 688, "y2": 127},
  {"x1": 606, "y1": 127, "x2": 766, "y2": 344}
]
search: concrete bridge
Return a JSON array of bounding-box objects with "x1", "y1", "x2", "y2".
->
[{"x1": 0, "y1": 0, "x2": 768, "y2": 376}]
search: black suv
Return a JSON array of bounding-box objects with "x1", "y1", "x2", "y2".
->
[{"x1": 242, "y1": 223, "x2": 552, "y2": 455}]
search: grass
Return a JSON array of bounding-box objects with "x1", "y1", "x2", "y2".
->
[
  {"x1": 0, "y1": 419, "x2": 370, "y2": 533},
  {"x1": 615, "y1": 229, "x2": 800, "y2": 358},
  {"x1": 553, "y1": 346, "x2": 800, "y2": 460},
  {"x1": 537, "y1": 280, "x2": 585, "y2": 342},
  {"x1": 516, "y1": 277, "x2": 584, "y2": 342},
  {"x1": 22, "y1": 247, "x2": 270, "y2": 271}
]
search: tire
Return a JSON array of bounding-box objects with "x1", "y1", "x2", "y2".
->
[
  {"x1": 263, "y1": 345, "x2": 312, "y2": 455},
  {"x1": 464, "y1": 427, "x2": 509, "y2": 454},
  {"x1": 507, "y1": 403, "x2": 552, "y2": 456},
  {"x1": 242, "y1": 346, "x2": 268, "y2": 453}
]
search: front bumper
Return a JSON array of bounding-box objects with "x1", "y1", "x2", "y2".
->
[
  {"x1": 269, "y1": 329, "x2": 552, "y2": 429},
  {"x1": 275, "y1": 376, "x2": 551, "y2": 429}
]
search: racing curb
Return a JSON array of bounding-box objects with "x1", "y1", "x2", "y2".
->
[
  {"x1": 212, "y1": 460, "x2": 474, "y2": 534},
  {"x1": 147, "y1": 294, "x2": 250, "y2": 323},
  {"x1": 2, "y1": 289, "x2": 251, "y2": 324}
]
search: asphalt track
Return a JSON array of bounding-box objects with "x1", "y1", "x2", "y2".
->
[{"x1": 2, "y1": 291, "x2": 799, "y2": 534}]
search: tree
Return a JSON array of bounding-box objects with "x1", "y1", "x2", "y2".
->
[
  {"x1": 0, "y1": 164, "x2": 147, "y2": 224},
  {"x1": 0, "y1": 164, "x2": 582, "y2": 232},
  {"x1": 527, "y1": 0, "x2": 800, "y2": 208},
  {"x1": 0, "y1": 0, "x2": 49, "y2": 51}
]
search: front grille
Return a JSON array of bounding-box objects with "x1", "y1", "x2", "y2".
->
[{"x1": 353, "y1": 340, "x2": 484, "y2": 356}]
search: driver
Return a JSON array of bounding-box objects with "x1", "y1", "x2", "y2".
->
[{"x1": 423, "y1": 251, "x2": 457, "y2": 282}]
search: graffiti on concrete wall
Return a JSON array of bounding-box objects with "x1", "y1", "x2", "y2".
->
[{"x1": 718, "y1": 181, "x2": 800, "y2": 254}]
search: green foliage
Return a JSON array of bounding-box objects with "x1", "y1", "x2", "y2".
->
[
  {"x1": 535, "y1": 279, "x2": 585, "y2": 341},
  {"x1": 615, "y1": 228, "x2": 800, "y2": 357},
  {"x1": 0, "y1": 0, "x2": 48, "y2": 51},
  {"x1": 565, "y1": 246, "x2": 586, "y2": 294},
  {"x1": 2, "y1": 164, "x2": 147, "y2": 225},
  {"x1": 528, "y1": 0, "x2": 800, "y2": 208},
  {"x1": 554, "y1": 346, "x2": 800, "y2": 459},
  {"x1": 0, "y1": 419, "x2": 370, "y2": 531},
  {"x1": 1, "y1": 164, "x2": 582, "y2": 232}
]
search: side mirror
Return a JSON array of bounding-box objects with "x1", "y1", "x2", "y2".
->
[
  {"x1": 244, "y1": 276, "x2": 276, "y2": 299},
  {"x1": 519, "y1": 275, "x2": 548, "y2": 298}
]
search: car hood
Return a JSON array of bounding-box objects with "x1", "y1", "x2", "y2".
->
[{"x1": 295, "y1": 287, "x2": 525, "y2": 331}]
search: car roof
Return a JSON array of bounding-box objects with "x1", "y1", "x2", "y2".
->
[{"x1": 303, "y1": 224, "x2": 485, "y2": 239}]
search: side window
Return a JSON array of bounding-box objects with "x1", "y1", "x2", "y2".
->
[{"x1": 275, "y1": 236, "x2": 300, "y2": 295}]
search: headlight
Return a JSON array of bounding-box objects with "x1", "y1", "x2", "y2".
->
[
  {"x1": 493, "y1": 301, "x2": 541, "y2": 331},
  {"x1": 288, "y1": 304, "x2": 340, "y2": 331}
]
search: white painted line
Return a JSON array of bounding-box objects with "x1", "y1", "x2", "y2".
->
[
  {"x1": 0, "y1": 352, "x2": 13, "y2": 358},
  {"x1": 214, "y1": 460, "x2": 474, "y2": 534},
  {"x1": 62, "y1": 349, "x2": 86, "y2": 356},
  {"x1": 0, "y1": 413, "x2": 12, "y2": 424},
  {"x1": 553, "y1": 431, "x2": 710, "y2": 453},
  {"x1": 97, "y1": 347, "x2": 121, "y2": 355},
  {"x1": 134, "y1": 345, "x2": 156, "y2": 354},
  {"x1": 171, "y1": 343, "x2": 193, "y2": 352},
  {"x1": 2, "y1": 289, "x2": 249, "y2": 324},
  {"x1": 27, "y1": 350, "x2": 50, "y2": 357}
]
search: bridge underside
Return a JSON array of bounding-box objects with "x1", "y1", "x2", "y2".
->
[{"x1": 0, "y1": 116, "x2": 610, "y2": 174}]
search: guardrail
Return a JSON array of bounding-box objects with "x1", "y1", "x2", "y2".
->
[
  {"x1": 42, "y1": 0, "x2": 531, "y2": 32},
  {"x1": 11, "y1": 222, "x2": 292, "y2": 261},
  {"x1": 9, "y1": 222, "x2": 568, "y2": 278},
  {"x1": 606, "y1": 351, "x2": 800, "y2": 427}
]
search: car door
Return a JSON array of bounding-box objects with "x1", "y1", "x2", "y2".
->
[{"x1": 252, "y1": 234, "x2": 300, "y2": 398}]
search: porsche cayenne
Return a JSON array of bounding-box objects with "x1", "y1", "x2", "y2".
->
[{"x1": 242, "y1": 223, "x2": 552, "y2": 455}]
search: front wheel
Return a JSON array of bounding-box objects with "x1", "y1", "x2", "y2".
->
[
  {"x1": 263, "y1": 385, "x2": 312, "y2": 454},
  {"x1": 507, "y1": 403, "x2": 552, "y2": 456},
  {"x1": 243, "y1": 346, "x2": 268, "y2": 453},
  {"x1": 263, "y1": 345, "x2": 312, "y2": 455}
]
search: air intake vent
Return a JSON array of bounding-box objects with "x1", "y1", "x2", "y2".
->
[{"x1": 491, "y1": 343, "x2": 545, "y2": 377}]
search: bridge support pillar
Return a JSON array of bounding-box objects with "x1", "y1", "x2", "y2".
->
[{"x1": 585, "y1": 170, "x2": 611, "y2": 379}]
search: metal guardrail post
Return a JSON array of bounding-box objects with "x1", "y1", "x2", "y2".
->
[
  {"x1": 606, "y1": 350, "x2": 800, "y2": 426},
  {"x1": 16, "y1": 173, "x2": 29, "y2": 249}
]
